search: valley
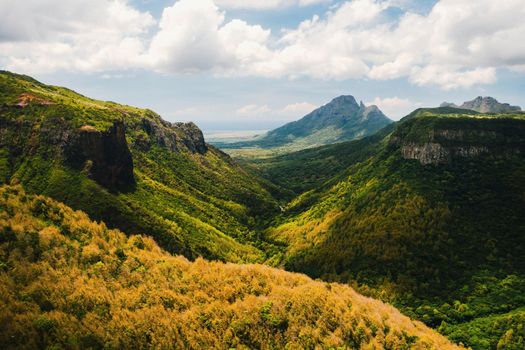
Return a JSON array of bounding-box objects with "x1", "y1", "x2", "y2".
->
[{"x1": 1, "y1": 71, "x2": 524, "y2": 349}]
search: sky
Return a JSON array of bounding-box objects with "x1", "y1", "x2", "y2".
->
[{"x1": 1, "y1": 0, "x2": 524, "y2": 131}]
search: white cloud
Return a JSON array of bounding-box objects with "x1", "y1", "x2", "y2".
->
[
  {"x1": 147, "y1": 0, "x2": 271, "y2": 74},
  {"x1": 147, "y1": 0, "x2": 230, "y2": 72},
  {"x1": 215, "y1": 0, "x2": 329, "y2": 10},
  {"x1": 1, "y1": 0, "x2": 525, "y2": 90},
  {"x1": 409, "y1": 66, "x2": 497, "y2": 90},
  {"x1": 0, "y1": 0, "x2": 155, "y2": 73},
  {"x1": 367, "y1": 96, "x2": 421, "y2": 120}
]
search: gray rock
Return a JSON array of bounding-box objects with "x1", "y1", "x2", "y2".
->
[{"x1": 440, "y1": 96, "x2": 521, "y2": 113}]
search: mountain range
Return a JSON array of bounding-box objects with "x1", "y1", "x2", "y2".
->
[
  {"x1": 216, "y1": 95, "x2": 392, "y2": 154},
  {"x1": 1, "y1": 71, "x2": 524, "y2": 349}
]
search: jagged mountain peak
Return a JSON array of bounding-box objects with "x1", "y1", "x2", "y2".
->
[
  {"x1": 330, "y1": 94, "x2": 359, "y2": 105},
  {"x1": 440, "y1": 96, "x2": 522, "y2": 113},
  {"x1": 217, "y1": 95, "x2": 392, "y2": 152}
]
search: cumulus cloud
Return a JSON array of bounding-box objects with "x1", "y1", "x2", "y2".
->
[
  {"x1": 215, "y1": 0, "x2": 329, "y2": 10},
  {"x1": 409, "y1": 66, "x2": 497, "y2": 90},
  {"x1": 367, "y1": 96, "x2": 422, "y2": 120},
  {"x1": 1, "y1": 0, "x2": 525, "y2": 89},
  {"x1": 0, "y1": 0, "x2": 155, "y2": 73},
  {"x1": 146, "y1": 0, "x2": 272, "y2": 74}
]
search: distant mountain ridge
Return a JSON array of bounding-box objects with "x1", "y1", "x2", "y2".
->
[
  {"x1": 441, "y1": 96, "x2": 522, "y2": 113},
  {"x1": 217, "y1": 95, "x2": 393, "y2": 152}
]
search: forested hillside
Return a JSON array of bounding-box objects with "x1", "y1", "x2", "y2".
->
[
  {"x1": 261, "y1": 108, "x2": 525, "y2": 349},
  {"x1": 0, "y1": 185, "x2": 462, "y2": 350},
  {"x1": 0, "y1": 71, "x2": 281, "y2": 263},
  {"x1": 2, "y1": 70, "x2": 525, "y2": 349}
]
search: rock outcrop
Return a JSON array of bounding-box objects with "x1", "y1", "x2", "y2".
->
[
  {"x1": 390, "y1": 117, "x2": 525, "y2": 165},
  {"x1": 15, "y1": 93, "x2": 54, "y2": 108},
  {"x1": 135, "y1": 117, "x2": 207, "y2": 155},
  {"x1": 67, "y1": 122, "x2": 135, "y2": 191},
  {"x1": 175, "y1": 121, "x2": 207, "y2": 154},
  {"x1": 440, "y1": 96, "x2": 522, "y2": 113}
]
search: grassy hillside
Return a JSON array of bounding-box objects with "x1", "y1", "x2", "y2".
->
[
  {"x1": 0, "y1": 71, "x2": 282, "y2": 263},
  {"x1": 0, "y1": 185, "x2": 462, "y2": 349},
  {"x1": 262, "y1": 109, "x2": 525, "y2": 349}
]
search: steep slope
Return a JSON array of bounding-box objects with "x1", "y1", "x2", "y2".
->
[
  {"x1": 0, "y1": 185, "x2": 462, "y2": 350},
  {"x1": 218, "y1": 95, "x2": 392, "y2": 154},
  {"x1": 0, "y1": 71, "x2": 280, "y2": 263},
  {"x1": 263, "y1": 108, "x2": 525, "y2": 349},
  {"x1": 441, "y1": 96, "x2": 521, "y2": 113}
]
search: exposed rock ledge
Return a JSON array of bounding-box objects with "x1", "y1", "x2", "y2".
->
[
  {"x1": 400, "y1": 142, "x2": 493, "y2": 165},
  {"x1": 390, "y1": 119, "x2": 525, "y2": 165}
]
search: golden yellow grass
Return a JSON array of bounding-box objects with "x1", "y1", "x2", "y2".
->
[{"x1": 0, "y1": 185, "x2": 464, "y2": 349}]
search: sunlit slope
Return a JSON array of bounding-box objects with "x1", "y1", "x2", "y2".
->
[{"x1": 0, "y1": 186, "x2": 462, "y2": 349}]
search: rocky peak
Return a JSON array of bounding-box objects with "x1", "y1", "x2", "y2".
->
[
  {"x1": 440, "y1": 96, "x2": 521, "y2": 113},
  {"x1": 310, "y1": 95, "x2": 361, "y2": 121},
  {"x1": 331, "y1": 95, "x2": 359, "y2": 107},
  {"x1": 361, "y1": 105, "x2": 382, "y2": 121}
]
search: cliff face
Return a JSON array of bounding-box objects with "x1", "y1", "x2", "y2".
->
[
  {"x1": 390, "y1": 116, "x2": 525, "y2": 165},
  {"x1": 67, "y1": 122, "x2": 135, "y2": 191}
]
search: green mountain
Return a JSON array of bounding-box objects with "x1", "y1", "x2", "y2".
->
[
  {"x1": 256, "y1": 107, "x2": 525, "y2": 349},
  {"x1": 0, "y1": 70, "x2": 282, "y2": 263},
  {"x1": 217, "y1": 95, "x2": 393, "y2": 155},
  {"x1": 0, "y1": 185, "x2": 463, "y2": 350},
  {"x1": 3, "y1": 71, "x2": 524, "y2": 349}
]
